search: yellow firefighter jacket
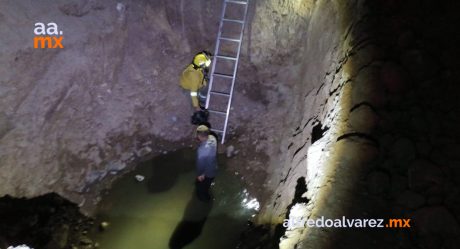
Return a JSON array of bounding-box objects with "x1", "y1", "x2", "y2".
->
[{"x1": 180, "y1": 64, "x2": 206, "y2": 108}]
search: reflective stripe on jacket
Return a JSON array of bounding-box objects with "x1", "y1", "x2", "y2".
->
[{"x1": 180, "y1": 64, "x2": 206, "y2": 108}]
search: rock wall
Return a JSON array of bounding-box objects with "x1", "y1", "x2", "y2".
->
[{"x1": 250, "y1": 0, "x2": 460, "y2": 249}]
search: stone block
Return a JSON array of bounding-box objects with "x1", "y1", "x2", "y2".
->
[
  {"x1": 380, "y1": 62, "x2": 409, "y2": 93},
  {"x1": 408, "y1": 160, "x2": 444, "y2": 191},
  {"x1": 396, "y1": 190, "x2": 425, "y2": 209},
  {"x1": 389, "y1": 138, "x2": 416, "y2": 165},
  {"x1": 349, "y1": 105, "x2": 378, "y2": 133},
  {"x1": 367, "y1": 171, "x2": 390, "y2": 195},
  {"x1": 411, "y1": 207, "x2": 460, "y2": 241}
]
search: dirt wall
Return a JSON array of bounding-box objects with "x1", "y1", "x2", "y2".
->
[{"x1": 0, "y1": 0, "x2": 225, "y2": 210}]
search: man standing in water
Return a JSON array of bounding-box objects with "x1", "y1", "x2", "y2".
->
[{"x1": 195, "y1": 125, "x2": 218, "y2": 201}]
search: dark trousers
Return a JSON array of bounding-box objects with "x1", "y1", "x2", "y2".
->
[{"x1": 195, "y1": 177, "x2": 214, "y2": 201}]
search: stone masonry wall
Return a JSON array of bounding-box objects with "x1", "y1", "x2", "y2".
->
[{"x1": 251, "y1": 0, "x2": 460, "y2": 248}]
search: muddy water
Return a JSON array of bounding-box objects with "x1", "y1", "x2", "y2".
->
[{"x1": 90, "y1": 149, "x2": 258, "y2": 249}]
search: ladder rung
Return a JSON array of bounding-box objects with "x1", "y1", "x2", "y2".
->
[
  {"x1": 210, "y1": 91, "x2": 231, "y2": 97},
  {"x1": 219, "y1": 37, "x2": 241, "y2": 43},
  {"x1": 226, "y1": 0, "x2": 248, "y2": 4},
  {"x1": 208, "y1": 109, "x2": 227, "y2": 115},
  {"x1": 223, "y1": 18, "x2": 244, "y2": 24},
  {"x1": 216, "y1": 55, "x2": 237, "y2": 61},
  {"x1": 213, "y1": 73, "x2": 234, "y2": 79},
  {"x1": 206, "y1": 0, "x2": 249, "y2": 144}
]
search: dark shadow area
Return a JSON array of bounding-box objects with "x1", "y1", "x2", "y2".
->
[
  {"x1": 322, "y1": 0, "x2": 460, "y2": 248},
  {"x1": 311, "y1": 122, "x2": 329, "y2": 144},
  {"x1": 238, "y1": 222, "x2": 276, "y2": 249},
  {"x1": 0, "y1": 193, "x2": 90, "y2": 249},
  {"x1": 142, "y1": 149, "x2": 195, "y2": 193},
  {"x1": 168, "y1": 192, "x2": 214, "y2": 249}
]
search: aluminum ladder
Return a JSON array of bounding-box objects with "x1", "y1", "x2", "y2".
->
[{"x1": 205, "y1": 0, "x2": 250, "y2": 144}]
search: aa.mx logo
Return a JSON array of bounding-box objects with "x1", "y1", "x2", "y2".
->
[{"x1": 33, "y1": 22, "x2": 64, "y2": 49}]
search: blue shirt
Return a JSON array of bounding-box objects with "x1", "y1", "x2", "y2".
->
[{"x1": 196, "y1": 135, "x2": 218, "y2": 178}]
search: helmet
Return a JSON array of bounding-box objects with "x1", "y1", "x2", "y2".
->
[
  {"x1": 193, "y1": 52, "x2": 211, "y2": 68},
  {"x1": 196, "y1": 125, "x2": 210, "y2": 132},
  {"x1": 195, "y1": 124, "x2": 210, "y2": 138}
]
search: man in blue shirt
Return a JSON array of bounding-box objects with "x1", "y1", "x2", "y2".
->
[{"x1": 195, "y1": 125, "x2": 218, "y2": 202}]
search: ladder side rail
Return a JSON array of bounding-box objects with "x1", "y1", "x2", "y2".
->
[
  {"x1": 221, "y1": 0, "x2": 250, "y2": 144},
  {"x1": 206, "y1": 2, "x2": 228, "y2": 109}
]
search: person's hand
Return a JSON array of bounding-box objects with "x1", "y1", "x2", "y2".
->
[{"x1": 197, "y1": 175, "x2": 205, "y2": 182}]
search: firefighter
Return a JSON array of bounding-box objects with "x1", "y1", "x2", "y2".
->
[{"x1": 180, "y1": 51, "x2": 212, "y2": 111}]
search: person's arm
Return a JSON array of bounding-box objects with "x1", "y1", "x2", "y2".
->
[{"x1": 190, "y1": 72, "x2": 201, "y2": 110}]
